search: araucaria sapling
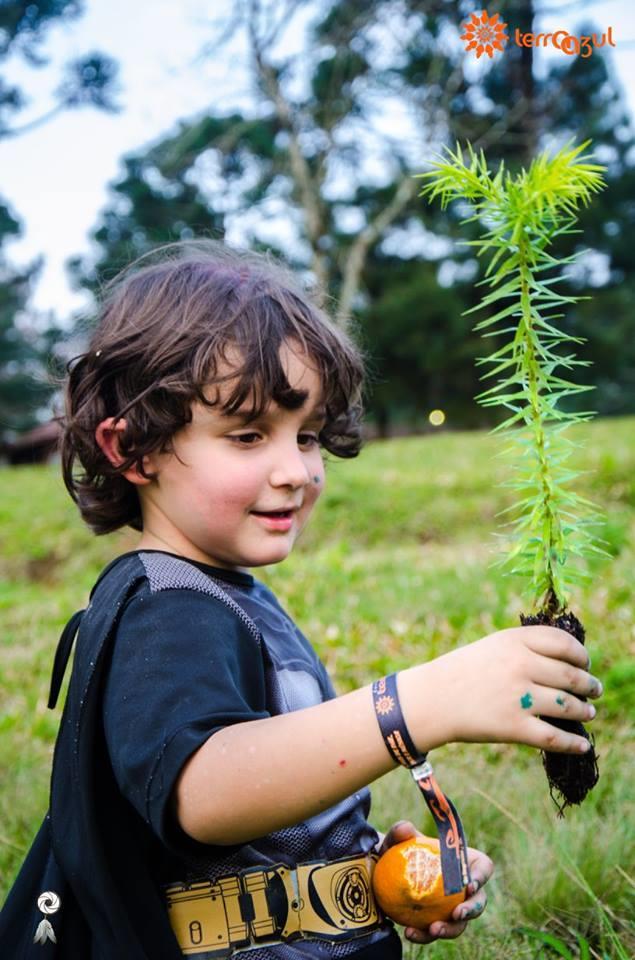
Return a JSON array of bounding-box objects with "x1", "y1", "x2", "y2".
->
[{"x1": 418, "y1": 140, "x2": 608, "y2": 813}]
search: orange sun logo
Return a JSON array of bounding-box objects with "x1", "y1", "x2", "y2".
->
[
  {"x1": 461, "y1": 10, "x2": 508, "y2": 59},
  {"x1": 374, "y1": 695, "x2": 395, "y2": 716}
]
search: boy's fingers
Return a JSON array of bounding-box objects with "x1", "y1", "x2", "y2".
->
[
  {"x1": 527, "y1": 716, "x2": 594, "y2": 754},
  {"x1": 466, "y1": 848, "x2": 494, "y2": 888},
  {"x1": 531, "y1": 655, "x2": 603, "y2": 700},
  {"x1": 523, "y1": 684, "x2": 597, "y2": 725},
  {"x1": 387, "y1": 820, "x2": 419, "y2": 843},
  {"x1": 453, "y1": 890, "x2": 488, "y2": 921},
  {"x1": 521, "y1": 625, "x2": 590, "y2": 669},
  {"x1": 425, "y1": 919, "x2": 468, "y2": 940},
  {"x1": 405, "y1": 923, "x2": 469, "y2": 944},
  {"x1": 377, "y1": 820, "x2": 419, "y2": 854},
  {"x1": 404, "y1": 927, "x2": 438, "y2": 944}
]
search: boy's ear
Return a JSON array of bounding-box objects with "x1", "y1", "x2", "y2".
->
[{"x1": 95, "y1": 417, "x2": 152, "y2": 486}]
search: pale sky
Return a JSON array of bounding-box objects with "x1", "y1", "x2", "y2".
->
[{"x1": 2, "y1": 0, "x2": 634, "y2": 320}]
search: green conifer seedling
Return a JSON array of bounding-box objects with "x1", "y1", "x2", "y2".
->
[{"x1": 418, "y1": 141, "x2": 607, "y2": 813}]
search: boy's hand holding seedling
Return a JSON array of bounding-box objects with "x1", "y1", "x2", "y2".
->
[{"x1": 398, "y1": 624, "x2": 600, "y2": 753}]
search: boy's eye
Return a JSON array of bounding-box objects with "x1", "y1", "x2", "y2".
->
[
  {"x1": 228, "y1": 432, "x2": 319, "y2": 447},
  {"x1": 229, "y1": 432, "x2": 261, "y2": 444}
]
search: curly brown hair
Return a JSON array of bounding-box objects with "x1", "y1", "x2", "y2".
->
[{"x1": 61, "y1": 240, "x2": 366, "y2": 534}]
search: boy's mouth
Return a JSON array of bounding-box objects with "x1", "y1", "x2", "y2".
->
[{"x1": 250, "y1": 508, "x2": 297, "y2": 532}]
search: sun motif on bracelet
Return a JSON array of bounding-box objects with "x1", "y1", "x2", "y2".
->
[{"x1": 375, "y1": 695, "x2": 395, "y2": 716}]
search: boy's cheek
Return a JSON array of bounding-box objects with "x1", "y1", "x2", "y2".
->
[
  {"x1": 310, "y1": 461, "x2": 326, "y2": 496},
  {"x1": 302, "y1": 477, "x2": 324, "y2": 518}
]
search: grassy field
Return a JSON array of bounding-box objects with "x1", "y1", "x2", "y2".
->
[{"x1": 1, "y1": 417, "x2": 634, "y2": 958}]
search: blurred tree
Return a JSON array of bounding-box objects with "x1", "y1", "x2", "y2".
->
[
  {"x1": 0, "y1": 1, "x2": 120, "y2": 137},
  {"x1": 0, "y1": 203, "x2": 45, "y2": 432},
  {"x1": 71, "y1": 0, "x2": 523, "y2": 422},
  {"x1": 363, "y1": 256, "x2": 485, "y2": 432},
  {"x1": 70, "y1": 0, "x2": 635, "y2": 433},
  {"x1": 0, "y1": 0, "x2": 120, "y2": 437},
  {"x1": 537, "y1": 24, "x2": 635, "y2": 417},
  {"x1": 68, "y1": 145, "x2": 234, "y2": 294}
]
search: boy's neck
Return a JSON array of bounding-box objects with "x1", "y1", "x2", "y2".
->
[{"x1": 134, "y1": 532, "x2": 250, "y2": 576}]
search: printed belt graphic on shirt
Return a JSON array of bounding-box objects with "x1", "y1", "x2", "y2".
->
[{"x1": 163, "y1": 852, "x2": 381, "y2": 957}]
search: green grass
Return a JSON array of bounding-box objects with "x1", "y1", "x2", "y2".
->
[{"x1": 1, "y1": 416, "x2": 634, "y2": 957}]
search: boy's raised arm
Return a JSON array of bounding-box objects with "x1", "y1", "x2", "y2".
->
[{"x1": 174, "y1": 625, "x2": 600, "y2": 845}]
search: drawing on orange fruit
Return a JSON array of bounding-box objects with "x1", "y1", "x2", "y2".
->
[{"x1": 372, "y1": 836, "x2": 467, "y2": 928}]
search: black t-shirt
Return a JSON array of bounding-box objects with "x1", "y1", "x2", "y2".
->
[{"x1": 101, "y1": 551, "x2": 400, "y2": 959}]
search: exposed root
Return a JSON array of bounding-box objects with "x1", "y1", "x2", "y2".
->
[{"x1": 519, "y1": 605, "x2": 600, "y2": 815}]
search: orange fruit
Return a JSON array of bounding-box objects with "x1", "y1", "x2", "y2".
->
[{"x1": 372, "y1": 836, "x2": 467, "y2": 928}]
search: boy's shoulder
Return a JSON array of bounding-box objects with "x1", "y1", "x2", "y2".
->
[
  {"x1": 55, "y1": 550, "x2": 262, "y2": 715},
  {"x1": 89, "y1": 549, "x2": 262, "y2": 643},
  {"x1": 91, "y1": 549, "x2": 234, "y2": 599}
]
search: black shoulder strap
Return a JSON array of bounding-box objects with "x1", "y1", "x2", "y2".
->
[
  {"x1": 48, "y1": 608, "x2": 85, "y2": 710},
  {"x1": 46, "y1": 553, "x2": 137, "y2": 711},
  {"x1": 47, "y1": 551, "x2": 263, "y2": 711}
]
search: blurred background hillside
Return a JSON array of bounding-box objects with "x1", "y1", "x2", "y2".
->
[{"x1": 1, "y1": 0, "x2": 634, "y2": 444}]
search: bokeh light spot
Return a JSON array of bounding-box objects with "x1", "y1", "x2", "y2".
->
[{"x1": 429, "y1": 409, "x2": 446, "y2": 427}]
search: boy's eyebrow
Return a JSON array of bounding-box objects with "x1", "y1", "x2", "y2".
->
[
  {"x1": 305, "y1": 403, "x2": 327, "y2": 420},
  {"x1": 224, "y1": 402, "x2": 327, "y2": 424}
]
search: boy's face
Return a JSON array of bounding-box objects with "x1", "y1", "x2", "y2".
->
[{"x1": 135, "y1": 341, "x2": 326, "y2": 570}]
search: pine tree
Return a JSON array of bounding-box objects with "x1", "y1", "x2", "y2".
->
[{"x1": 419, "y1": 140, "x2": 607, "y2": 811}]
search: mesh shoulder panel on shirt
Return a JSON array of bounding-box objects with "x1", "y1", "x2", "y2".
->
[{"x1": 138, "y1": 552, "x2": 261, "y2": 645}]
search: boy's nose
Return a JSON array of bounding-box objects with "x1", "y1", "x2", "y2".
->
[{"x1": 269, "y1": 446, "x2": 312, "y2": 489}]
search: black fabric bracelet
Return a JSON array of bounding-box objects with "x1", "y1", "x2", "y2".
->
[
  {"x1": 372, "y1": 672, "x2": 471, "y2": 896},
  {"x1": 371, "y1": 673, "x2": 427, "y2": 768}
]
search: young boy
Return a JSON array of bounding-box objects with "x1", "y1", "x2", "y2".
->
[{"x1": 0, "y1": 242, "x2": 601, "y2": 959}]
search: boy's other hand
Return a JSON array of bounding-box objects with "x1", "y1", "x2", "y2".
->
[
  {"x1": 376, "y1": 820, "x2": 493, "y2": 945},
  {"x1": 400, "y1": 625, "x2": 601, "y2": 755}
]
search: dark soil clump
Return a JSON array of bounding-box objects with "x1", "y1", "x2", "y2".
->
[{"x1": 519, "y1": 607, "x2": 600, "y2": 816}]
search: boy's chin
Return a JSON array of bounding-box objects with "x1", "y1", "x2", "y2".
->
[
  {"x1": 251, "y1": 550, "x2": 294, "y2": 567},
  {"x1": 244, "y1": 541, "x2": 296, "y2": 568}
]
